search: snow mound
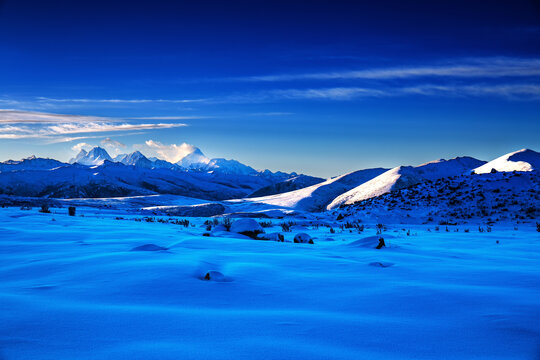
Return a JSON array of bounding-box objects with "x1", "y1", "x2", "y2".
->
[
  {"x1": 473, "y1": 149, "x2": 540, "y2": 174},
  {"x1": 348, "y1": 235, "x2": 395, "y2": 248},
  {"x1": 131, "y1": 244, "x2": 167, "y2": 251},
  {"x1": 202, "y1": 271, "x2": 227, "y2": 282},
  {"x1": 328, "y1": 156, "x2": 485, "y2": 209},
  {"x1": 293, "y1": 233, "x2": 313, "y2": 244},
  {"x1": 230, "y1": 219, "x2": 264, "y2": 238}
]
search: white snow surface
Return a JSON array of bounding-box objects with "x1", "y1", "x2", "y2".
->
[
  {"x1": 0, "y1": 206, "x2": 539, "y2": 359},
  {"x1": 474, "y1": 148, "x2": 540, "y2": 174}
]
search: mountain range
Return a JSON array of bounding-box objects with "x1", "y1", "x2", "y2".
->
[
  {"x1": 68, "y1": 146, "x2": 265, "y2": 176},
  {"x1": 0, "y1": 148, "x2": 538, "y2": 213}
]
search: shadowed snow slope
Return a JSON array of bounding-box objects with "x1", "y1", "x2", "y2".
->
[
  {"x1": 243, "y1": 168, "x2": 387, "y2": 212},
  {"x1": 0, "y1": 161, "x2": 277, "y2": 200},
  {"x1": 328, "y1": 156, "x2": 485, "y2": 209},
  {"x1": 473, "y1": 148, "x2": 540, "y2": 174},
  {"x1": 248, "y1": 174, "x2": 325, "y2": 197}
]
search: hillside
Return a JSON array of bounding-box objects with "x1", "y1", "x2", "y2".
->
[
  {"x1": 328, "y1": 157, "x2": 486, "y2": 209},
  {"x1": 474, "y1": 148, "x2": 540, "y2": 174},
  {"x1": 241, "y1": 168, "x2": 388, "y2": 212},
  {"x1": 332, "y1": 171, "x2": 540, "y2": 225}
]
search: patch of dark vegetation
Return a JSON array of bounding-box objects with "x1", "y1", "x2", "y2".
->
[
  {"x1": 258, "y1": 220, "x2": 273, "y2": 228},
  {"x1": 280, "y1": 221, "x2": 296, "y2": 232}
]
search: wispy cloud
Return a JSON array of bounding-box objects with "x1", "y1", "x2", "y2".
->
[
  {"x1": 101, "y1": 137, "x2": 126, "y2": 148},
  {"x1": 37, "y1": 97, "x2": 204, "y2": 104},
  {"x1": 241, "y1": 57, "x2": 540, "y2": 82},
  {"x1": 271, "y1": 87, "x2": 387, "y2": 100},
  {"x1": 0, "y1": 109, "x2": 112, "y2": 124},
  {"x1": 0, "y1": 110, "x2": 188, "y2": 141},
  {"x1": 71, "y1": 142, "x2": 93, "y2": 152},
  {"x1": 125, "y1": 116, "x2": 210, "y2": 120},
  {"x1": 399, "y1": 84, "x2": 540, "y2": 99},
  {"x1": 212, "y1": 83, "x2": 540, "y2": 102},
  {"x1": 248, "y1": 112, "x2": 294, "y2": 116},
  {"x1": 100, "y1": 137, "x2": 127, "y2": 156}
]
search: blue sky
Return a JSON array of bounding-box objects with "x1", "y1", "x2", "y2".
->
[{"x1": 0, "y1": 0, "x2": 539, "y2": 177}]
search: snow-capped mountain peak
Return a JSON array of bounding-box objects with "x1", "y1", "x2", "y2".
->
[
  {"x1": 120, "y1": 151, "x2": 152, "y2": 168},
  {"x1": 176, "y1": 147, "x2": 211, "y2": 169},
  {"x1": 71, "y1": 147, "x2": 112, "y2": 166}
]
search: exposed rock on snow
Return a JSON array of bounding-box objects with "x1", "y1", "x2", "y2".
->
[
  {"x1": 203, "y1": 270, "x2": 227, "y2": 282},
  {"x1": 473, "y1": 149, "x2": 540, "y2": 174},
  {"x1": 369, "y1": 262, "x2": 394, "y2": 267},
  {"x1": 293, "y1": 233, "x2": 313, "y2": 244},
  {"x1": 348, "y1": 235, "x2": 396, "y2": 248},
  {"x1": 230, "y1": 218, "x2": 264, "y2": 238}
]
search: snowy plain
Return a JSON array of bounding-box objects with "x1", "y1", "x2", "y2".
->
[{"x1": 1, "y1": 206, "x2": 539, "y2": 359}]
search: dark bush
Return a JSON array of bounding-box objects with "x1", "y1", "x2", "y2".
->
[
  {"x1": 258, "y1": 221, "x2": 273, "y2": 228},
  {"x1": 68, "y1": 206, "x2": 76, "y2": 216}
]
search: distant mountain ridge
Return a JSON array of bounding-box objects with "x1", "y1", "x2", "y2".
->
[
  {"x1": 69, "y1": 146, "x2": 286, "y2": 178},
  {"x1": 1, "y1": 148, "x2": 538, "y2": 208}
]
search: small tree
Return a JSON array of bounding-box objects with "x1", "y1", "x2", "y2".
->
[
  {"x1": 68, "y1": 206, "x2": 76, "y2": 216},
  {"x1": 222, "y1": 217, "x2": 232, "y2": 231}
]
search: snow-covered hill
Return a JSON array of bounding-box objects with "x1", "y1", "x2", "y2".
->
[
  {"x1": 473, "y1": 148, "x2": 540, "y2": 174},
  {"x1": 328, "y1": 156, "x2": 486, "y2": 209},
  {"x1": 239, "y1": 168, "x2": 388, "y2": 212},
  {"x1": 332, "y1": 170, "x2": 540, "y2": 224}
]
